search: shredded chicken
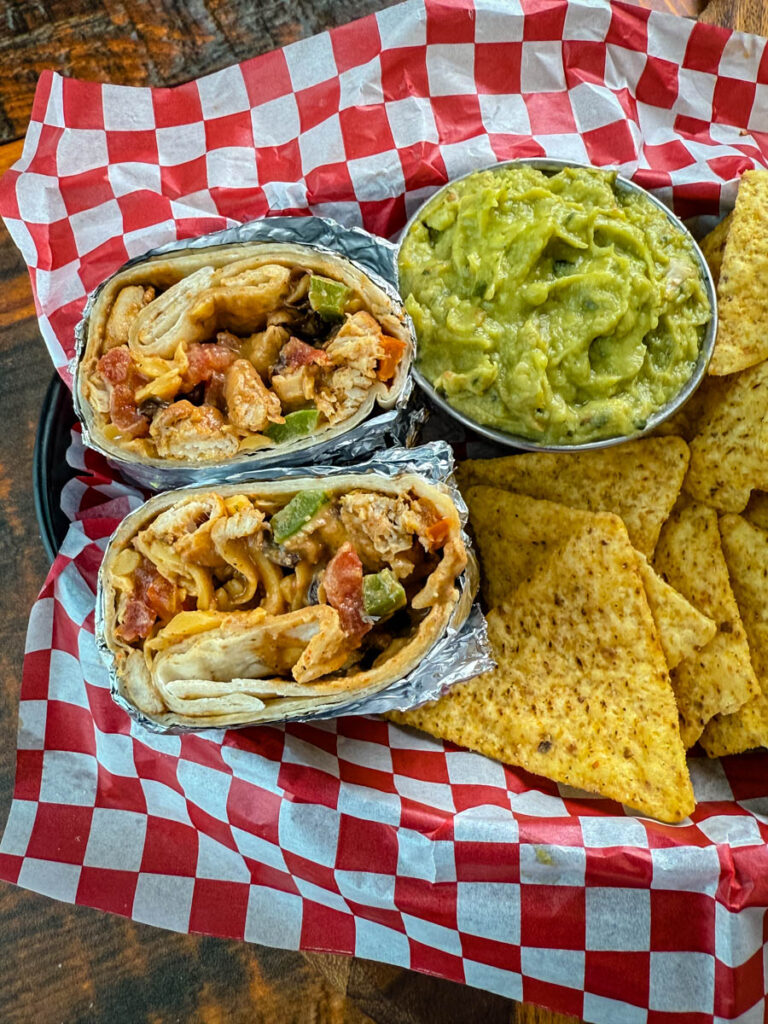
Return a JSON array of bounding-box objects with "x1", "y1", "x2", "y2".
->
[
  {"x1": 210, "y1": 506, "x2": 265, "y2": 542},
  {"x1": 142, "y1": 495, "x2": 226, "y2": 569},
  {"x1": 271, "y1": 365, "x2": 317, "y2": 411},
  {"x1": 147, "y1": 495, "x2": 226, "y2": 547},
  {"x1": 338, "y1": 490, "x2": 418, "y2": 578},
  {"x1": 149, "y1": 401, "x2": 239, "y2": 460},
  {"x1": 316, "y1": 311, "x2": 384, "y2": 423},
  {"x1": 224, "y1": 359, "x2": 284, "y2": 433},
  {"x1": 105, "y1": 285, "x2": 155, "y2": 350}
]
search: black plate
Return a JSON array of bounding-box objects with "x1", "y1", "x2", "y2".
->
[{"x1": 34, "y1": 375, "x2": 79, "y2": 563}]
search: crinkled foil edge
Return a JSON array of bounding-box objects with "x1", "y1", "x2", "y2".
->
[
  {"x1": 71, "y1": 216, "x2": 421, "y2": 491},
  {"x1": 94, "y1": 441, "x2": 493, "y2": 734}
]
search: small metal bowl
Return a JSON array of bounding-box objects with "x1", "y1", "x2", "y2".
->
[{"x1": 395, "y1": 158, "x2": 718, "y2": 453}]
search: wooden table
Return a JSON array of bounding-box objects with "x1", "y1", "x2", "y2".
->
[{"x1": 0, "y1": 1, "x2": 764, "y2": 1021}]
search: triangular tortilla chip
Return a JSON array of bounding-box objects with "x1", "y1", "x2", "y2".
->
[
  {"x1": 638, "y1": 556, "x2": 717, "y2": 673},
  {"x1": 684, "y1": 359, "x2": 768, "y2": 512},
  {"x1": 466, "y1": 486, "x2": 715, "y2": 670},
  {"x1": 701, "y1": 515, "x2": 768, "y2": 757},
  {"x1": 391, "y1": 517, "x2": 694, "y2": 823},
  {"x1": 455, "y1": 436, "x2": 689, "y2": 557},
  {"x1": 709, "y1": 171, "x2": 768, "y2": 375},
  {"x1": 698, "y1": 210, "x2": 732, "y2": 287},
  {"x1": 653, "y1": 502, "x2": 759, "y2": 747}
]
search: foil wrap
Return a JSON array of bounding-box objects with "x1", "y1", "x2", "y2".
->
[
  {"x1": 71, "y1": 216, "x2": 420, "y2": 491},
  {"x1": 95, "y1": 441, "x2": 493, "y2": 734}
]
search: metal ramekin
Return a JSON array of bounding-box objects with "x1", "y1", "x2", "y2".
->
[{"x1": 395, "y1": 158, "x2": 718, "y2": 453}]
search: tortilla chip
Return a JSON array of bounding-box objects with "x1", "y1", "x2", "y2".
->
[
  {"x1": 684, "y1": 359, "x2": 768, "y2": 512},
  {"x1": 652, "y1": 376, "x2": 723, "y2": 443},
  {"x1": 653, "y1": 503, "x2": 759, "y2": 747},
  {"x1": 455, "y1": 436, "x2": 690, "y2": 558},
  {"x1": 466, "y1": 485, "x2": 715, "y2": 669},
  {"x1": 709, "y1": 172, "x2": 768, "y2": 375},
  {"x1": 743, "y1": 491, "x2": 768, "y2": 533},
  {"x1": 698, "y1": 210, "x2": 732, "y2": 287},
  {"x1": 638, "y1": 556, "x2": 717, "y2": 672},
  {"x1": 390, "y1": 516, "x2": 694, "y2": 823},
  {"x1": 701, "y1": 515, "x2": 768, "y2": 757}
]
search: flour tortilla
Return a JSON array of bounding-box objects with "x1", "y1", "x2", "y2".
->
[
  {"x1": 100, "y1": 472, "x2": 467, "y2": 729},
  {"x1": 77, "y1": 241, "x2": 413, "y2": 472}
]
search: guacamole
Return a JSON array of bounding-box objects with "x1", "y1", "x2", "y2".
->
[{"x1": 398, "y1": 165, "x2": 711, "y2": 445}]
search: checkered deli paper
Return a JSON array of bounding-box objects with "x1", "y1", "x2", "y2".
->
[{"x1": 3, "y1": 0, "x2": 768, "y2": 1020}]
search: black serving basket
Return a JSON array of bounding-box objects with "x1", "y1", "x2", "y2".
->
[{"x1": 34, "y1": 375, "x2": 78, "y2": 562}]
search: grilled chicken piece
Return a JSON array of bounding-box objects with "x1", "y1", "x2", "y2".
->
[
  {"x1": 224, "y1": 359, "x2": 284, "y2": 433},
  {"x1": 271, "y1": 365, "x2": 317, "y2": 410},
  {"x1": 316, "y1": 311, "x2": 384, "y2": 423},
  {"x1": 339, "y1": 490, "x2": 418, "y2": 578},
  {"x1": 149, "y1": 400, "x2": 239, "y2": 460},
  {"x1": 243, "y1": 325, "x2": 289, "y2": 378}
]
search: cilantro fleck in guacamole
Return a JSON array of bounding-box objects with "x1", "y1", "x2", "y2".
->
[{"x1": 398, "y1": 165, "x2": 711, "y2": 445}]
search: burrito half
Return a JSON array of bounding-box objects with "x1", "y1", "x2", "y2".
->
[
  {"x1": 77, "y1": 242, "x2": 411, "y2": 470},
  {"x1": 100, "y1": 473, "x2": 467, "y2": 727}
]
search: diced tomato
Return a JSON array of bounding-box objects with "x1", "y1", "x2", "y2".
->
[
  {"x1": 281, "y1": 338, "x2": 330, "y2": 369},
  {"x1": 109, "y1": 384, "x2": 149, "y2": 437},
  {"x1": 377, "y1": 336, "x2": 407, "y2": 381},
  {"x1": 117, "y1": 560, "x2": 184, "y2": 643},
  {"x1": 131, "y1": 561, "x2": 181, "y2": 620},
  {"x1": 98, "y1": 346, "x2": 132, "y2": 385},
  {"x1": 425, "y1": 517, "x2": 451, "y2": 549},
  {"x1": 116, "y1": 598, "x2": 155, "y2": 643},
  {"x1": 145, "y1": 572, "x2": 180, "y2": 618},
  {"x1": 184, "y1": 343, "x2": 237, "y2": 388},
  {"x1": 323, "y1": 543, "x2": 370, "y2": 640}
]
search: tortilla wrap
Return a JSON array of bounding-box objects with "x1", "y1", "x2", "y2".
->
[
  {"x1": 98, "y1": 472, "x2": 467, "y2": 729},
  {"x1": 76, "y1": 241, "x2": 412, "y2": 475}
]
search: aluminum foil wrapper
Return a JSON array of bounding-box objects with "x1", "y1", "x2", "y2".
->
[
  {"x1": 94, "y1": 441, "x2": 493, "y2": 734},
  {"x1": 71, "y1": 216, "x2": 422, "y2": 491}
]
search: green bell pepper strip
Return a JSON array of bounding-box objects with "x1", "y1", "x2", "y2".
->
[
  {"x1": 271, "y1": 490, "x2": 330, "y2": 544},
  {"x1": 308, "y1": 275, "x2": 349, "y2": 318},
  {"x1": 362, "y1": 569, "x2": 407, "y2": 619},
  {"x1": 265, "y1": 408, "x2": 320, "y2": 445}
]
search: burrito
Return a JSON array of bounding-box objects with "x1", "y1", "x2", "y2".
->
[
  {"x1": 77, "y1": 241, "x2": 412, "y2": 471},
  {"x1": 99, "y1": 473, "x2": 468, "y2": 728}
]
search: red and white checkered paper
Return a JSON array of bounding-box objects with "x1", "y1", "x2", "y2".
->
[{"x1": 3, "y1": 1, "x2": 768, "y2": 1020}]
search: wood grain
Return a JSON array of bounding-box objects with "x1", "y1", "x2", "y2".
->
[
  {"x1": 0, "y1": 1, "x2": 759, "y2": 1022},
  {"x1": 0, "y1": 0, "x2": 401, "y2": 145},
  {"x1": 699, "y1": 0, "x2": 768, "y2": 32}
]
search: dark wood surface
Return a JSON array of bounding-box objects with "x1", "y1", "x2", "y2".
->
[{"x1": 0, "y1": 1, "x2": 754, "y2": 1022}]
